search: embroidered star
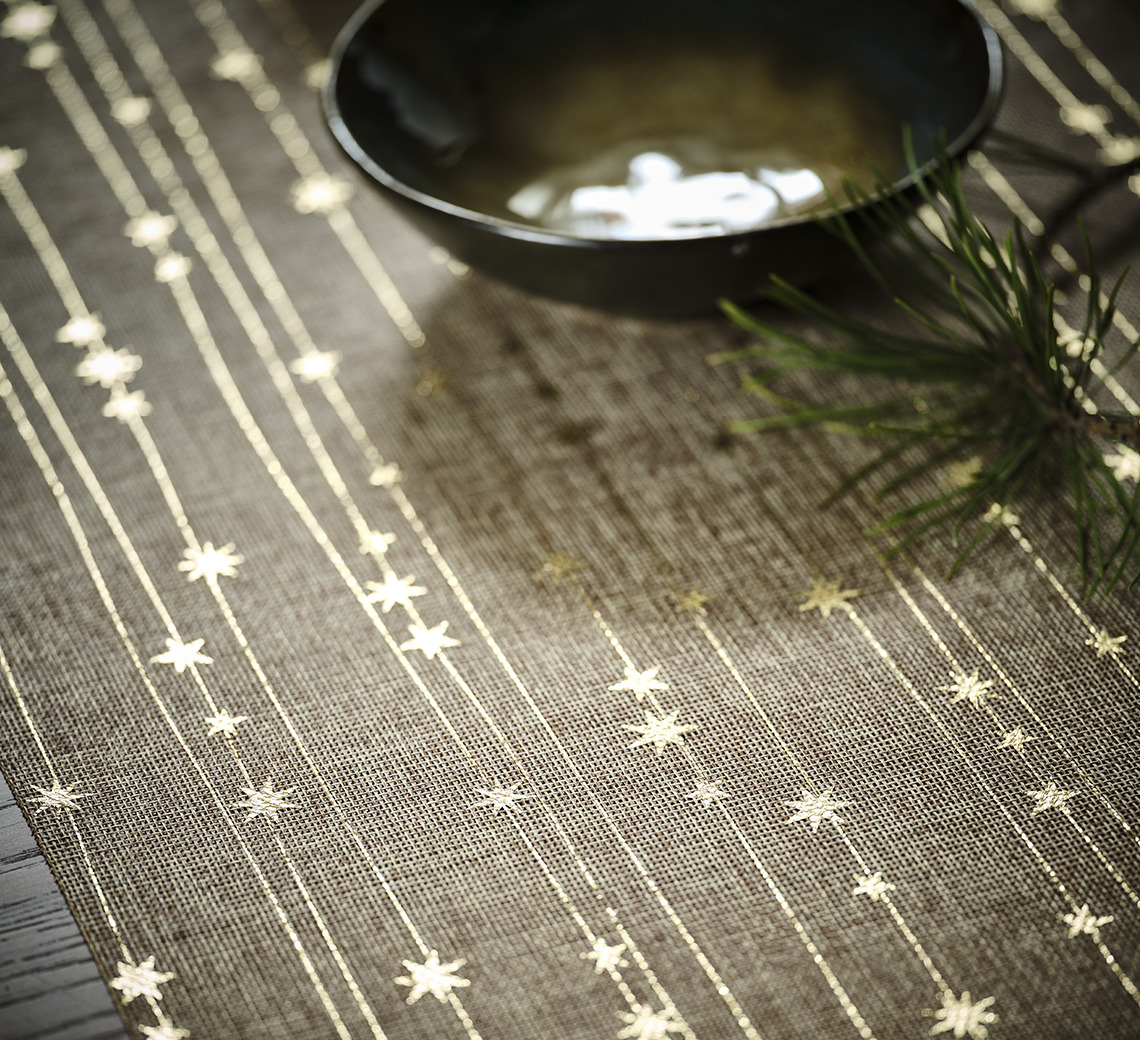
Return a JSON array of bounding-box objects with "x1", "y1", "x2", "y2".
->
[
  {"x1": 939, "y1": 669, "x2": 998, "y2": 711},
  {"x1": 205, "y1": 709, "x2": 248, "y2": 737},
  {"x1": 617, "y1": 1005, "x2": 685, "y2": 1040},
  {"x1": 359, "y1": 528, "x2": 397, "y2": 556},
  {"x1": 30, "y1": 780, "x2": 90, "y2": 814},
  {"x1": 1, "y1": 3, "x2": 56, "y2": 42},
  {"x1": 179, "y1": 542, "x2": 243, "y2": 583},
  {"x1": 150, "y1": 637, "x2": 212, "y2": 673},
  {"x1": 785, "y1": 788, "x2": 848, "y2": 832},
  {"x1": 674, "y1": 587, "x2": 711, "y2": 615},
  {"x1": 1104, "y1": 446, "x2": 1140, "y2": 484},
  {"x1": 288, "y1": 350, "x2": 341, "y2": 383},
  {"x1": 0, "y1": 147, "x2": 28, "y2": 174},
  {"x1": 154, "y1": 253, "x2": 192, "y2": 282},
  {"x1": 926, "y1": 990, "x2": 998, "y2": 1039},
  {"x1": 798, "y1": 579, "x2": 858, "y2": 618},
  {"x1": 56, "y1": 313, "x2": 105, "y2": 346},
  {"x1": 1026, "y1": 780, "x2": 1077, "y2": 816},
  {"x1": 852, "y1": 872, "x2": 896, "y2": 902},
  {"x1": 1085, "y1": 629, "x2": 1127, "y2": 659},
  {"x1": 996, "y1": 726, "x2": 1035, "y2": 752},
  {"x1": 580, "y1": 939, "x2": 628, "y2": 975},
  {"x1": 233, "y1": 778, "x2": 297, "y2": 821},
  {"x1": 369, "y1": 462, "x2": 403, "y2": 487},
  {"x1": 394, "y1": 950, "x2": 470, "y2": 1004},
  {"x1": 535, "y1": 551, "x2": 583, "y2": 584},
  {"x1": 103, "y1": 388, "x2": 152, "y2": 422},
  {"x1": 688, "y1": 779, "x2": 730, "y2": 807},
  {"x1": 981, "y1": 502, "x2": 1020, "y2": 527},
  {"x1": 210, "y1": 47, "x2": 261, "y2": 82},
  {"x1": 111, "y1": 96, "x2": 151, "y2": 127},
  {"x1": 125, "y1": 211, "x2": 178, "y2": 249},
  {"x1": 76, "y1": 348, "x2": 142, "y2": 388},
  {"x1": 291, "y1": 174, "x2": 353, "y2": 214},
  {"x1": 139, "y1": 1017, "x2": 190, "y2": 1040},
  {"x1": 304, "y1": 58, "x2": 331, "y2": 89},
  {"x1": 364, "y1": 572, "x2": 426, "y2": 612},
  {"x1": 1061, "y1": 102, "x2": 1111, "y2": 136},
  {"x1": 1060, "y1": 904, "x2": 1114, "y2": 940},
  {"x1": 942, "y1": 456, "x2": 983, "y2": 490},
  {"x1": 110, "y1": 956, "x2": 175, "y2": 1004},
  {"x1": 609, "y1": 666, "x2": 668, "y2": 702},
  {"x1": 624, "y1": 710, "x2": 698, "y2": 756},
  {"x1": 400, "y1": 620, "x2": 460, "y2": 659},
  {"x1": 472, "y1": 783, "x2": 533, "y2": 815}
]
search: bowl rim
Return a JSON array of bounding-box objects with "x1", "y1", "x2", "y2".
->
[{"x1": 322, "y1": 0, "x2": 1004, "y2": 250}]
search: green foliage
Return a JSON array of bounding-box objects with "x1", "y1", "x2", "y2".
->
[{"x1": 713, "y1": 148, "x2": 1140, "y2": 593}]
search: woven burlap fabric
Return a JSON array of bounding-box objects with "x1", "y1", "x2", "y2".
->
[{"x1": 1, "y1": 1, "x2": 1139, "y2": 1038}]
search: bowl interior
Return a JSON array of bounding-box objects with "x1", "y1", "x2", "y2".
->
[{"x1": 331, "y1": 0, "x2": 998, "y2": 242}]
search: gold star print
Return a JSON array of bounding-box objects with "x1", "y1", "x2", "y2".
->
[
  {"x1": 624, "y1": 710, "x2": 698, "y2": 756},
  {"x1": 140, "y1": 1017, "x2": 189, "y2": 1040},
  {"x1": 852, "y1": 872, "x2": 896, "y2": 902},
  {"x1": 996, "y1": 727, "x2": 1035, "y2": 752},
  {"x1": 939, "y1": 669, "x2": 998, "y2": 711},
  {"x1": 103, "y1": 388, "x2": 152, "y2": 423},
  {"x1": 30, "y1": 780, "x2": 90, "y2": 814},
  {"x1": 394, "y1": 950, "x2": 470, "y2": 1004},
  {"x1": 154, "y1": 254, "x2": 192, "y2": 283},
  {"x1": 204, "y1": 709, "x2": 249, "y2": 737},
  {"x1": 364, "y1": 573, "x2": 426, "y2": 613},
  {"x1": 1, "y1": 3, "x2": 56, "y2": 42},
  {"x1": 111, "y1": 96, "x2": 151, "y2": 127},
  {"x1": 359, "y1": 528, "x2": 397, "y2": 556},
  {"x1": 399, "y1": 621, "x2": 460, "y2": 660},
  {"x1": 608, "y1": 666, "x2": 668, "y2": 702},
  {"x1": 1085, "y1": 629, "x2": 1127, "y2": 659},
  {"x1": 110, "y1": 956, "x2": 175, "y2": 1004},
  {"x1": 209, "y1": 47, "x2": 261, "y2": 82},
  {"x1": 56, "y1": 313, "x2": 105, "y2": 346},
  {"x1": 369, "y1": 462, "x2": 402, "y2": 488},
  {"x1": 535, "y1": 551, "x2": 583, "y2": 584},
  {"x1": 1060, "y1": 904, "x2": 1114, "y2": 940},
  {"x1": 291, "y1": 174, "x2": 353, "y2": 214},
  {"x1": 785, "y1": 788, "x2": 848, "y2": 832},
  {"x1": 179, "y1": 542, "x2": 243, "y2": 583},
  {"x1": 471, "y1": 783, "x2": 533, "y2": 815},
  {"x1": 1026, "y1": 780, "x2": 1077, "y2": 816},
  {"x1": 233, "y1": 778, "x2": 297, "y2": 821},
  {"x1": 674, "y1": 587, "x2": 711, "y2": 615},
  {"x1": 798, "y1": 579, "x2": 859, "y2": 619},
  {"x1": 76, "y1": 348, "x2": 142, "y2": 389},
  {"x1": 688, "y1": 780, "x2": 730, "y2": 807},
  {"x1": 580, "y1": 939, "x2": 628, "y2": 975},
  {"x1": 150, "y1": 637, "x2": 212, "y2": 674},
  {"x1": 617, "y1": 1005, "x2": 685, "y2": 1039},
  {"x1": 925, "y1": 990, "x2": 997, "y2": 1039},
  {"x1": 288, "y1": 350, "x2": 341, "y2": 384},
  {"x1": 124, "y1": 212, "x2": 178, "y2": 250}
]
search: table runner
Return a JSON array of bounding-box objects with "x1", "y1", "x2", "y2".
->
[{"x1": 1, "y1": 1, "x2": 1138, "y2": 1038}]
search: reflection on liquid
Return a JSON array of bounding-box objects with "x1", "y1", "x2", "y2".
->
[{"x1": 507, "y1": 148, "x2": 832, "y2": 239}]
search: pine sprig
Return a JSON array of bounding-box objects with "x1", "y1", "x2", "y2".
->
[{"x1": 713, "y1": 150, "x2": 1140, "y2": 593}]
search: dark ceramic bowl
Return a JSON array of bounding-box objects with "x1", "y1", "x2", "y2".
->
[{"x1": 325, "y1": 0, "x2": 1002, "y2": 317}]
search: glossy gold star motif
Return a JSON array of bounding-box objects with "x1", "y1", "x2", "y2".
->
[
  {"x1": 140, "y1": 1016, "x2": 189, "y2": 1040},
  {"x1": 1026, "y1": 780, "x2": 1077, "y2": 816},
  {"x1": 535, "y1": 551, "x2": 583, "y2": 584},
  {"x1": 359, "y1": 528, "x2": 397, "y2": 556},
  {"x1": 1, "y1": 3, "x2": 56, "y2": 42},
  {"x1": 580, "y1": 939, "x2": 628, "y2": 975},
  {"x1": 30, "y1": 780, "x2": 90, "y2": 814},
  {"x1": 472, "y1": 783, "x2": 533, "y2": 815},
  {"x1": 608, "y1": 666, "x2": 668, "y2": 702},
  {"x1": 688, "y1": 779, "x2": 730, "y2": 807},
  {"x1": 1060, "y1": 903, "x2": 1114, "y2": 940},
  {"x1": 1085, "y1": 629, "x2": 1127, "y2": 659},
  {"x1": 399, "y1": 620, "x2": 460, "y2": 660},
  {"x1": 368, "y1": 462, "x2": 403, "y2": 487},
  {"x1": 851, "y1": 872, "x2": 896, "y2": 902},
  {"x1": 150, "y1": 637, "x2": 212, "y2": 674},
  {"x1": 154, "y1": 254, "x2": 192, "y2": 283},
  {"x1": 103, "y1": 388, "x2": 152, "y2": 423},
  {"x1": 1104, "y1": 446, "x2": 1140, "y2": 483},
  {"x1": 210, "y1": 47, "x2": 260, "y2": 82},
  {"x1": 179, "y1": 542, "x2": 243, "y2": 583},
  {"x1": 674, "y1": 587, "x2": 711, "y2": 615},
  {"x1": 797, "y1": 579, "x2": 859, "y2": 618},
  {"x1": 364, "y1": 573, "x2": 426, "y2": 613},
  {"x1": 291, "y1": 174, "x2": 353, "y2": 214},
  {"x1": 233, "y1": 778, "x2": 297, "y2": 821},
  {"x1": 288, "y1": 350, "x2": 341, "y2": 383},
  {"x1": 76, "y1": 348, "x2": 142, "y2": 388},
  {"x1": 785, "y1": 788, "x2": 848, "y2": 832},
  {"x1": 110, "y1": 956, "x2": 175, "y2": 1004},
  {"x1": 925, "y1": 990, "x2": 997, "y2": 1039},
  {"x1": 394, "y1": 950, "x2": 470, "y2": 1004},
  {"x1": 124, "y1": 211, "x2": 178, "y2": 249},
  {"x1": 939, "y1": 669, "x2": 998, "y2": 711},
  {"x1": 204, "y1": 709, "x2": 248, "y2": 737},
  {"x1": 110, "y1": 96, "x2": 151, "y2": 127},
  {"x1": 617, "y1": 1004, "x2": 685, "y2": 1039},
  {"x1": 996, "y1": 726, "x2": 1035, "y2": 752},
  {"x1": 624, "y1": 710, "x2": 698, "y2": 756}
]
